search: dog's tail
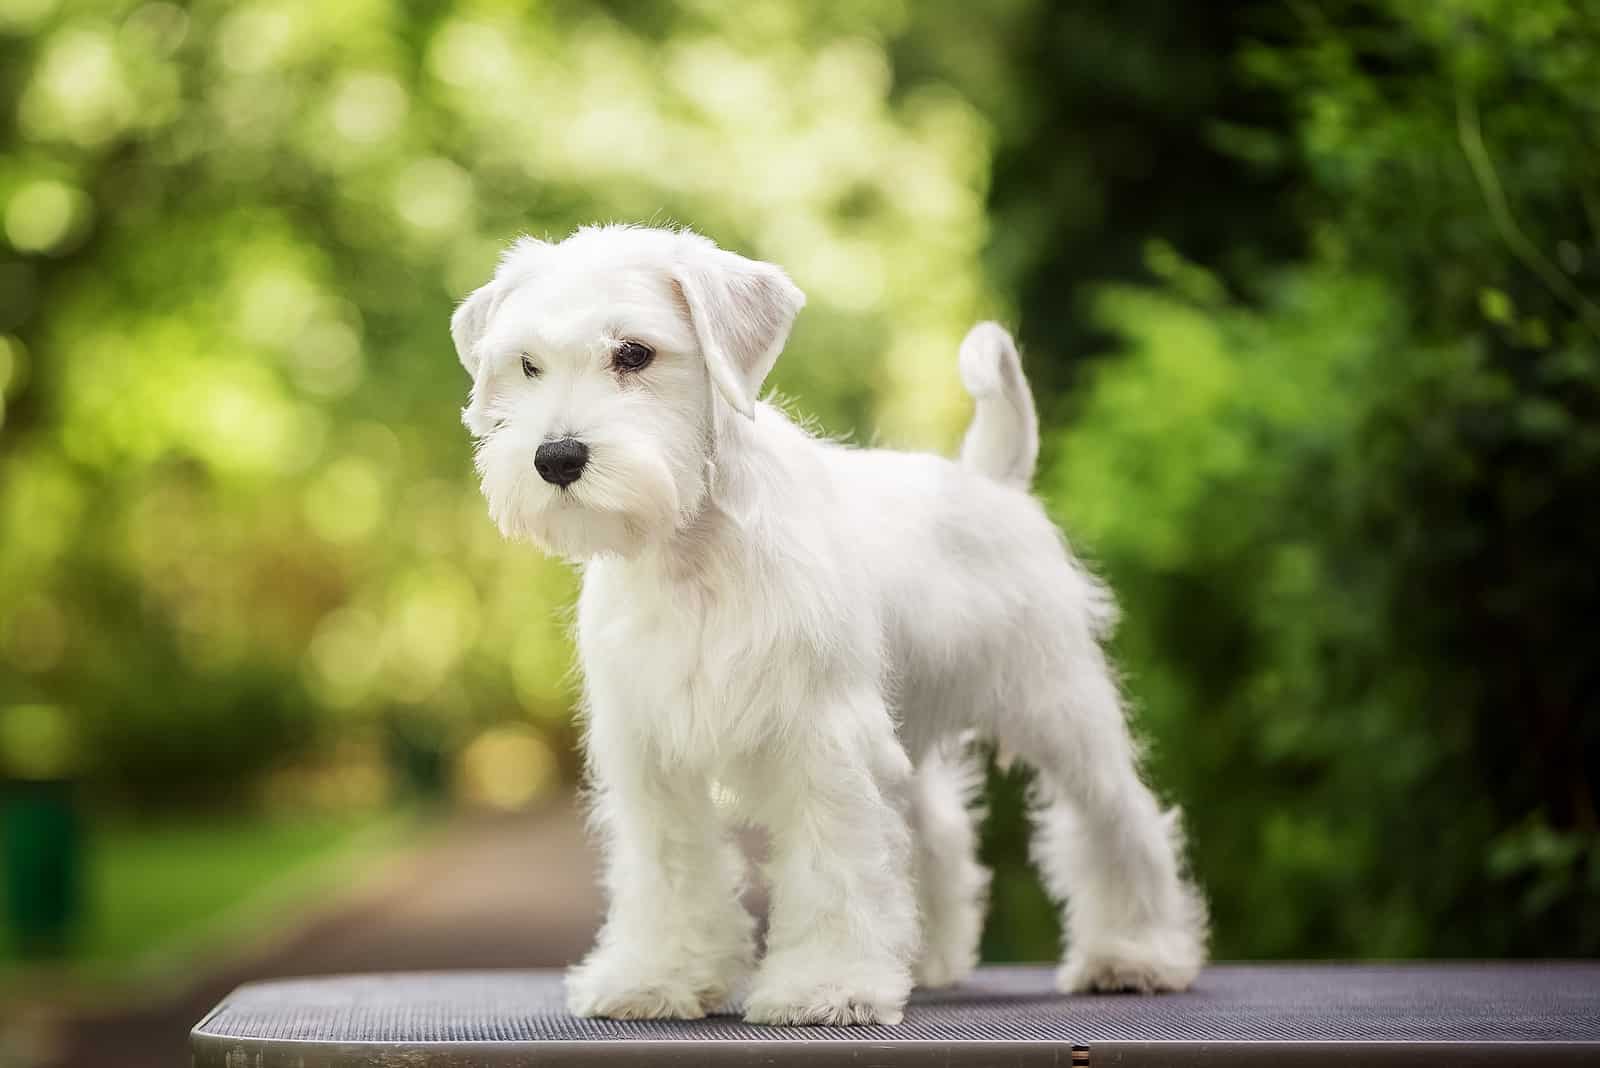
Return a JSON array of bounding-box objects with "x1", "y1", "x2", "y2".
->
[{"x1": 958, "y1": 321, "x2": 1038, "y2": 488}]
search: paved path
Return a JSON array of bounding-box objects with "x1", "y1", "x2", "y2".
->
[{"x1": 45, "y1": 802, "x2": 605, "y2": 1068}]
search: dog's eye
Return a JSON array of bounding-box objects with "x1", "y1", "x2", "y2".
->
[
  {"x1": 520, "y1": 354, "x2": 541, "y2": 379},
  {"x1": 613, "y1": 340, "x2": 654, "y2": 373}
]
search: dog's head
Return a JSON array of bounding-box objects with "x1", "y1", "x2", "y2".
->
[{"x1": 451, "y1": 225, "x2": 804, "y2": 559}]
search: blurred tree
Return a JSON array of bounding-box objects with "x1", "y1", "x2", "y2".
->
[
  {"x1": 1004, "y1": 0, "x2": 1600, "y2": 958},
  {"x1": 895, "y1": 0, "x2": 1306, "y2": 425}
]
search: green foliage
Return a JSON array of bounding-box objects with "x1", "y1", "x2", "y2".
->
[{"x1": 1001, "y1": 0, "x2": 1600, "y2": 958}]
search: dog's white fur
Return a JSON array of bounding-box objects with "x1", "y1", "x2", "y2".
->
[{"x1": 451, "y1": 224, "x2": 1207, "y2": 1026}]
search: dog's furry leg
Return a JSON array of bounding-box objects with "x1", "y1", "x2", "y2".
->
[
  {"x1": 566, "y1": 726, "x2": 754, "y2": 1020},
  {"x1": 1015, "y1": 649, "x2": 1208, "y2": 994},
  {"x1": 910, "y1": 736, "x2": 990, "y2": 988},
  {"x1": 743, "y1": 690, "x2": 918, "y2": 1026},
  {"x1": 956, "y1": 317, "x2": 1204, "y2": 991}
]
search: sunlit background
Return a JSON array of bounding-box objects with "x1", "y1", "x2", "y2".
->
[{"x1": 2, "y1": 1, "x2": 1597, "y2": 1065}]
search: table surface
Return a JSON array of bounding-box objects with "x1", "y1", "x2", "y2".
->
[{"x1": 193, "y1": 962, "x2": 1600, "y2": 1067}]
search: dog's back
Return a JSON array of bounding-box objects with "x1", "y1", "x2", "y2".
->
[{"x1": 810, "y1": 328, "x2": 1114, "y2": 754}]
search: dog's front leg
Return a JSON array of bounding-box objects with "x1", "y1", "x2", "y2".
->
[
  {"x1": 743, "y1": 690, "x2": 918, "y2": 1026},
  {"x1": 566, "y1": 728, "x2": 754, "y2": 1020}
]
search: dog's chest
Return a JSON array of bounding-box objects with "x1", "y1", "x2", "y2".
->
[{"x1": 578, "y1": 564, "x2": 790, "y2": 761}]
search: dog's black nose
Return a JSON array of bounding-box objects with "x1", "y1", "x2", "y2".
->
[{"x1": 534, "y1": 437, "x2": 589, "y2": 487}]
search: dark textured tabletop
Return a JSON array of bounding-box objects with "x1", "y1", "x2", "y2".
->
[{"x1": 193, "y1": 962, "x2": 1600, "y2": 1066}]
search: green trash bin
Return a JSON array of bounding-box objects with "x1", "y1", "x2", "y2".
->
[
  {"x1": 2, "y1": 776, "x2": 81, "y2": 957},
  {"x1": 0, "y1": 703, "x2": 83, "y2": 957}
]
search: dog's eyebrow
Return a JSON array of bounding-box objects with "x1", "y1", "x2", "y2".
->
[
  {"x1": 600, "y1": 320, "x2": 670, "y2": 350},
  {"x1": 486, "y1": 321, "x2": 556, "y2": 359}
]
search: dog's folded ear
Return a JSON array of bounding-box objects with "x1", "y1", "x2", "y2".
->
[
  {"x1": 451, "y1": 281, "x2": 501, "y2": 381},
  {"x1": 453, "y1": 281, "x2": 507, "y2": 437},
  {"x1": 674, "y1": 246, "x2": 805, "y2": 420},
  {"x1": 452, "y1": 237, "x2": 549, "y2": 436}
]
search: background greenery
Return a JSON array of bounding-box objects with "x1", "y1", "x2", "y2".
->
[{"x1": 1, "y1": 0, "x2": 1595, "y2": 967}]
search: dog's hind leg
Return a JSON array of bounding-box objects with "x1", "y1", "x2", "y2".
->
[
  {"x1": 910, "y1": 736, "x2": 990, "y2": 988},
  {"x1": 1004, "y1": 647, "x2": 1208, "y2": 994}
]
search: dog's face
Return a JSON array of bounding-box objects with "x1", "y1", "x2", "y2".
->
[{"x1": 452, "y1": 226, "x2": 804, "y2": 559}]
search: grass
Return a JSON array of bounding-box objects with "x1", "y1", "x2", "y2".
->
[{"x1": 1, "y1": 808, "x2": 410, "y2": 990}]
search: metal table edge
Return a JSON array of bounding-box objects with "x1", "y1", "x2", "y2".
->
[
  {"x1": 192, "y1": 1032, "x2": 1600, "y2": 1068},
  {"x1": 191, "y1": 1032, "x2": 1093, "y2": 1067}
]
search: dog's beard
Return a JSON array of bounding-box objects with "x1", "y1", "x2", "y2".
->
[{"x1": 476, "y1": 424, "x2": 686, "y2": 560}]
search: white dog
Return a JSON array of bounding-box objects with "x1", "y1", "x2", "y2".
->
[{"x1": 451, "y1": 224, "x2": 1206, "y2": 1026}]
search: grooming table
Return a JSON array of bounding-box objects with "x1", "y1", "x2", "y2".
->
[{"x1": 192, "y1": 963, "x2": 1600, "y2": 1066}]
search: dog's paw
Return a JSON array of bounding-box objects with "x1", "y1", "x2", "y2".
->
[
  {"x1": 1056, "y1": 933, "x2": 1202, "y2": 994},
  {"x1": 566, "y1": 960, "x2": 729, "y2": 1020},
  {"x1": 567, "y1": 980, "x2": 708, "y2": 1020},
  {"x1": 743, "y1": 983, "x2": 903, "y2": 1026},
  {"x1": 742, "y1": 958, "x2": 909, "y2": 1027}
]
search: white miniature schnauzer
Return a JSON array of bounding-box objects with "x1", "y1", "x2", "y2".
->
[{"x1": 451, "y1": 224, "x2": 1206, "y2": 1026}]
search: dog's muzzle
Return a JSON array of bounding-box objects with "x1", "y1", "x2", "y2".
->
[{"x1": 535, "y1": 437, "x2": 590, "y2": 487}]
